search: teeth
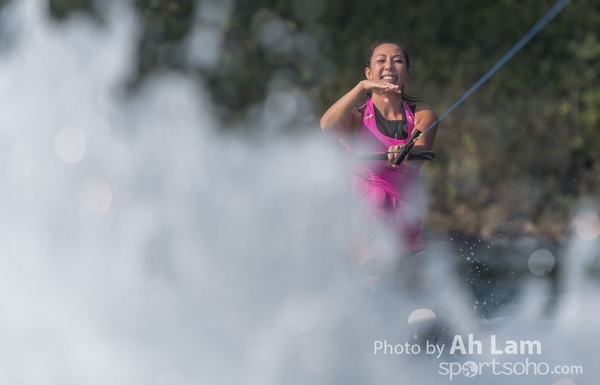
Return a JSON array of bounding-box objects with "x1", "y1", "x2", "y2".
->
[{"x1": 382, "y1": 76, "x2": 396, "y2": 81}]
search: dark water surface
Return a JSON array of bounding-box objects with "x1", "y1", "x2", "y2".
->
[{"x1": 424, "y1": 229, "x2": 561, "y2": 320}]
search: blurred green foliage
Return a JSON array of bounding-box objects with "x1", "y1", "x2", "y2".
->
[
  {"x1": 48, "y1": 0, "x2": 96, "y2": 19},
  {"x1": 134, "y1": 0, "x2": 195, "y2": 77},
  {"x1": 38, "y1": 0, "x2": 600, "y2": 238}
]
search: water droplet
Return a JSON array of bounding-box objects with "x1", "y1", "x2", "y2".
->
[
  {"x1": 55, "y1": 126, "x2": 85, "y2": 164},
  {"x1": 528, "y1": 249, "x2": 555, "y2": 276},
  {"x1": 408, "y1": 308, "x2": 437, "y2": 327},
  {"x1": 574, "y1": 212, "x2": 600, "y2": 240},
  {"x1": 407, "y1": 308, "x2": 438, "y2": 336}
]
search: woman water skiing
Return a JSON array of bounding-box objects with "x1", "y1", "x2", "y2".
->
[{"x1": 320, "y1": 39, "x2": 439, "y2": 293}]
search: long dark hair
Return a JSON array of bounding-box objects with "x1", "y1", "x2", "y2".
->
[{"x1": 366, "y1": 39, "x2": 421, "y2": 104}]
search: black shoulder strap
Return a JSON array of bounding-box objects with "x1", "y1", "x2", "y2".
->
[
  {"x1": 408, "y1": 103, "x2": 417, "y2": 114},
  {"x1": 356, "y1": 99, "x2": 368, "y2": 115}
]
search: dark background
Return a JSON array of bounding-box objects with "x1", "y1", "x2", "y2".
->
[{"x1": 37, "y1": 0, "x2": 600, "y2": 243}]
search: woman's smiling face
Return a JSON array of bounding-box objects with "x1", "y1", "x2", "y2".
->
[{"x1": 365, "y1": 43, "x2": 409, "y2": 86}]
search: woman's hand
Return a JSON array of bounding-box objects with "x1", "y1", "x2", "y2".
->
[
  {"x1": 361, "y1": 80, "x2": 401, "y2": 96},
  {"x1": 387, "y1": 144, "x2": 404, "y2": 167}
]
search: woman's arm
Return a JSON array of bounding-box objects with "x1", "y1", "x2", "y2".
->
[
  {"x1": 320, "y1": 80, "x2": 401, "y2": 138},
  {"x1": 411, "y1": 106, "x2": 438, "y2": 152},
  {"x1": 319, "y1": 82, "x2": 365, "y2": 137}
]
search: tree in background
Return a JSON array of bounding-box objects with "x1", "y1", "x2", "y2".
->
[{"x1": 23, "y1": 0, "x2": 600, "y2": 239}]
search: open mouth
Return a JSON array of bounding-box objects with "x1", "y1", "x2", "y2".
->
[{"x1": 381, "y1": 75, "x2": 397, "y2": 83}]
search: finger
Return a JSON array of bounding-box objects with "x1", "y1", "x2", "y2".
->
[{"x1": 388, "y1": 151, "x2": 395, "y2": 163}]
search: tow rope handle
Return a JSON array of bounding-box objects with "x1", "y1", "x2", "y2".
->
[{"x1": 393, "y1": 129, "x2": 423, "y2": 165}]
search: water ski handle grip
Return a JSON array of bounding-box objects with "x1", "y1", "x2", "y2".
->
[
  {"x1": 393, "y1": 129, "x2": 422, "y2": 165},
  {"x1": 353, "y1": 150, "x2": 435, "y2": 161}
]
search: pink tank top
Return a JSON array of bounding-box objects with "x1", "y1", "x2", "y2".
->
[{"x1": 349, "y1": 98, "x2": 422, "y2": 249}]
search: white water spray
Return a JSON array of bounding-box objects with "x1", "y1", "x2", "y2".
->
[{"x1": 0, "y1": 1, "x2": 597, "y2": 384}]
